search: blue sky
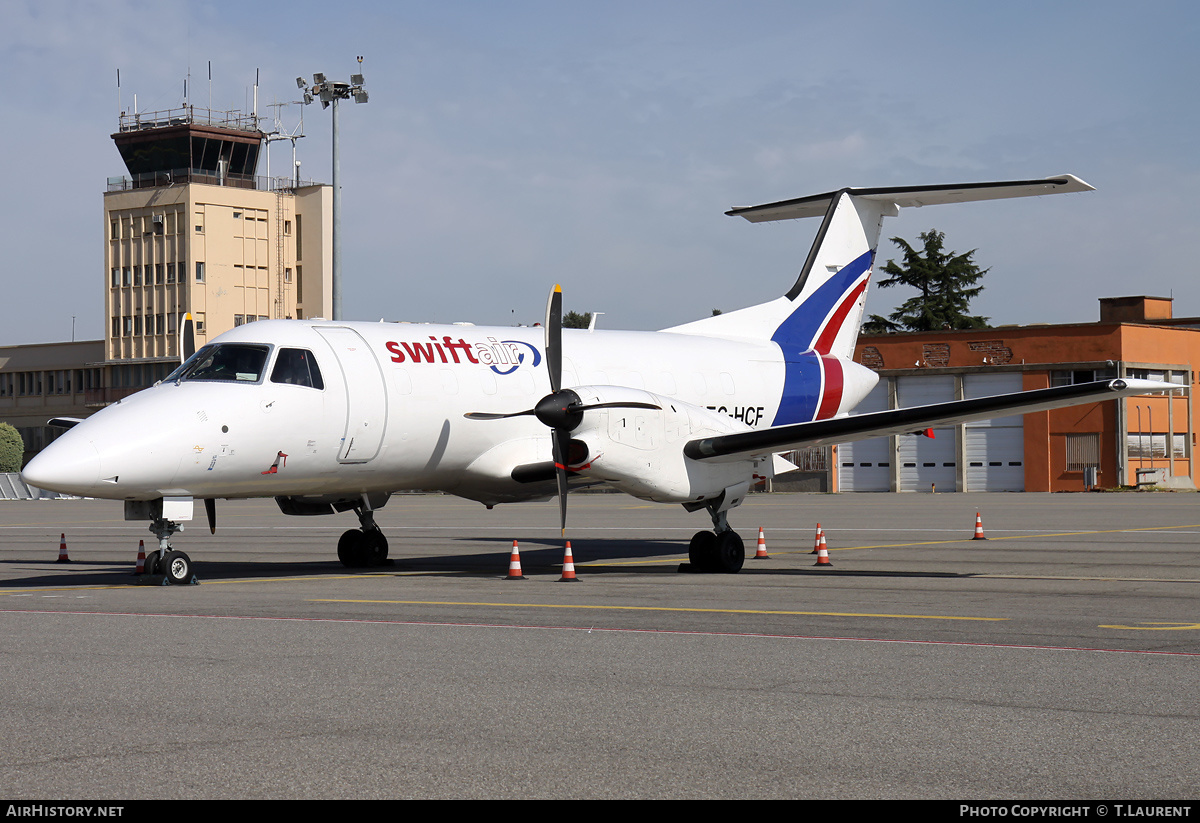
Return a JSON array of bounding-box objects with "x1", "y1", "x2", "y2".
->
[{"x1": 2, "y1": 0, "x2": 1197, "y2": 345}]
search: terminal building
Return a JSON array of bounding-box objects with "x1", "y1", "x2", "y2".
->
[{"x1": 0, "y1": 103, "x2": 331, "y2": 465}]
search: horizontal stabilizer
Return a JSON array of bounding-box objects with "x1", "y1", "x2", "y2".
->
[
  {"x1": 685, "y1": 379, "x2": 1173, "y2": 462},
  {"x1": 726, "y1": 175, "x2": 1094, "y2": 223}
]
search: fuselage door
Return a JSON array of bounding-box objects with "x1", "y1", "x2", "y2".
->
[{"x1": 315, "y1": 327, "x2": 388, "y2": 463}]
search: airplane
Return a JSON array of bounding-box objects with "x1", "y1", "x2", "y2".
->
[{"x1": 21, "y1": 174, "x2": 1175, "y2": 584}]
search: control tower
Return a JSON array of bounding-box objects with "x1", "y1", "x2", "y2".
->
[{"x1": 102, "y1": 105, "x2": 331, "y2": 398}]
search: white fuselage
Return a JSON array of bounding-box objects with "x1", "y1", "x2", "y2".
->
[{"x1": 23, "y1": 319, "x2": 878, "y2": 506}]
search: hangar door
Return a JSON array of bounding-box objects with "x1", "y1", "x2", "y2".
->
[
  {"x1": 963, "y1": 373, "x2": 1024, "y2": 491},
  {"x1": 897, "y1": 375, "x2": 957, "y2": 492},
  {"x1": 838, "y1": 380, "x2": 891, "y2": 491}
]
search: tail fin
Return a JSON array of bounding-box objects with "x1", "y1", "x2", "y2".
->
[{"x1": 665, "y1": 175, "x2": 1093, "y2": 359}]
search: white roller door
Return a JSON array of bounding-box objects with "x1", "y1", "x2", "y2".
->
[
  {"x1": 839, "y1": 380, "x2": 891, "y2": 492},
  {"x1": 897, "y1": 376, "x2": 957, "y2": 492},
  {"x1": 963, "y1": 373, "x2": 1024, "y2": 491}
]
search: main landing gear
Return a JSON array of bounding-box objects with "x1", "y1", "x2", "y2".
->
[
  {"x1": 687, "y1": 506, "x2": 745, "y2": 574},
  {"x1": 337, "y1": 503, "x2": 389, "y2": 568}
]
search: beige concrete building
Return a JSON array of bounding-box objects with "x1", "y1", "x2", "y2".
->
[
  {"x1": 104, "y1": 106, "x2": 332, "y2": 395},
  {"x1": 0, "y1": 105, "x2": 332, "y2": 466}
]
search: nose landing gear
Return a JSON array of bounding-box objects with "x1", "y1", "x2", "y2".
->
[{"x1": 145, "y1": 516, "x2": 197, "y2": 585}]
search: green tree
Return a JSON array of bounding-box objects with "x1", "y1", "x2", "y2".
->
[
  {"x1": 563, "y1": 311, "x2": 592, "y2": 329},
  {"x1": 863, "y1": 230, "x2": 990, "y2": 333},
  {"x1": 0, "y1": 422, "x2": 23, "y2": 472}
]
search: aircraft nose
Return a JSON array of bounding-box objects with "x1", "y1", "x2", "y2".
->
[{"x1": 21, "y1": 437, "x2": 102, "y2": 496}]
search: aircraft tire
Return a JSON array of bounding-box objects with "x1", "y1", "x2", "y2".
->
[
  {"x1": 688, "y1": 531, "x2": 718, "y2": 572},
  {"x1": 162, "y1": 550, "x2": 192, "y2": 585},
  {"x1": 143, "y1": 551, "x2": 160, "y2": 577},
  {"x1": 714, "y1": 531, "x2": 745, "y2": 574},
  {"x1": 364, "y1": 529, "x2": 389, "y2": 566},
  {"x1": 337, "y1": 529, "x2": 368, "y2": 568}
]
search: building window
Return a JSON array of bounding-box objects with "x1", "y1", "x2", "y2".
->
[
  {"x1": 110, "y1": 221, "x2": 118, "y2": 240},
  {"x1": 155, "y1": 263, "x2": 164, "y2": 284},
  {"x1": 1051, "y1": 368, "x2": 1117, "y2": 386},
  {"x1": 166, "y1": 262, "x2": 176, "y2": 283},
  {"x1": 196, "y1": 261, "x2": 205, "y2": 283},
  {"x1": 111, "y1": 268, "x2": 119, "y2": 287},
  {"x1": 1065, "y1": 433, "x2": 1100, "y2": 472},
  {"x1": 122, "y1": 267, "x2": 131, "y2": 286},
  {"x1": 284, "y1": 220, "x2": 292, "y2": 236},
  {"x1": 284, "y1": 267, "x2": 292, "y2": 283},
  {"x1": 133, "y1": 265, "x2": 142, "y2": 286}
]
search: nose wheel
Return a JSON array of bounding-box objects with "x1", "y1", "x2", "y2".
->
[{"x1": 145, "y1": 517, "x2": 196, "y2": 585}]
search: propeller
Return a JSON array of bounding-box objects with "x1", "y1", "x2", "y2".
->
[
  {"x1": 204, "y1": 498, "x2": 217, "y2": 534},
  {"x1": 465, "y1": 285, "x2": 660, "y2": 535}
]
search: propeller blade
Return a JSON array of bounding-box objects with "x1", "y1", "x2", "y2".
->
[
  {"x1": 573, "y1": 401, "x2": 662, "y2": 413},
  {"x1": 180, "y1": 312, "x2": 196, "y2": 362},
  {"x1": 551, "y1": 427, "x2": 571, "y2": 536},
  {"x1": 545, "y1": 284, "x2": 562, "y2": 394},
  {"x1": 463, "y1": 409, "x2": 536, "y2": 420},
  {"x1": 204, "y1": 498, "x2": 216, "y2": 534}
]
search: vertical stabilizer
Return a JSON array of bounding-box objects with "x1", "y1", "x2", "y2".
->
[{"x1": 664, "y1": 175, "x2": 1093, "y2": 359}]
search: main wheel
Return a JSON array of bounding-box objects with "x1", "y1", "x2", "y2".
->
[
  {"x1": 143, "y1": 550, "x2": 160, "y2": 576},
  {"x1": 688, "y1": 530, "x2": 718, "y2": 572},
  {"x1": 337, "y1": 529, "x2": 368, "y2": 567},
  {"x1": 162, "y1": 550, "x2": 193, "y2": 585},
  {"x1": 714, "y1": 531, "x2": 745, "y2": 574},
  {"x1": 364, "y1": 529, "x2": 389, "y2": 566}
]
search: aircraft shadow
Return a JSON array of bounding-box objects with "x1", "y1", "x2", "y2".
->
[{"x1": 0, "y1": 538, "x2": 976, "y2": 586}]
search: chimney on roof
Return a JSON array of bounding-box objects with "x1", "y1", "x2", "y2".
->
[{"x1": 1099, "y1": 296, "x2": 1173, "y2": 323}]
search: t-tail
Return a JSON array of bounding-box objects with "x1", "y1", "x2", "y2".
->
[{"x1": 665, "y1": 174, "x2": 1094, "y2": 359}]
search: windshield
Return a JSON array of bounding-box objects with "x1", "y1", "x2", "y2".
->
[{"x1": 165, "y1": 343, "x2": 272, "y2": 384}]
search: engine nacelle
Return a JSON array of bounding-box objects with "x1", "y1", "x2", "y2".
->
[{"x1": 567, "y1": 385, "x2": 769, "y2": 505}]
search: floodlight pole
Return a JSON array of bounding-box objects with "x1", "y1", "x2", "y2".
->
[
  {"x1": 297, "y1": 69, "x2": 368, "y2": 322},
  {"x1": 331, "y1": 94, "x2": 342, "y2": 321}
]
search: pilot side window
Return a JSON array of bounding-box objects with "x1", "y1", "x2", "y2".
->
[
  {"x1": 270, "y1": 348, "x2": 324, "y2": 390},
  {"x1": 168, "y1": 343, "x2": 271, "y2": 383}
]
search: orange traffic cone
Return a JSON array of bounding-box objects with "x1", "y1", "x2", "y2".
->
[
  {"x1": 753, "y1": 527, "x2": 769, "y2": 559},
  {"x1": 811, "y1": 523, "x2": 822, "y2": 555},
  {"x1": 814, "y1": 533, "x2": 833, "y2": 567},
  {"x1": 56, "y1": 533, "x2": 70, "y2": 563},
  {"x1": 972, "y1": 512, "x2": 987, "y2": 540},
  {"x1": 505, "y1": 540, "x2": 526, "y2": 580},
  {"x1": 135, "y1": 540, "x2": 146, "y2": 574},
  {"x1": 559, "y1": 541, "x2": 578, "y2": 582}
]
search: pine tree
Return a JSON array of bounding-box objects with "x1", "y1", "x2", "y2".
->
[
  {"x1": 562, "y1": 311, "x2": 592, "y2": 329},
  {"x1": 863, "y1": 230, "x2": 990, "y2": 333}
]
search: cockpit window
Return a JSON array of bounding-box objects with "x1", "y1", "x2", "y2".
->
[
  {"x1": 166, "y1": 344, "x2": 271, "y2": 384},
  {"x1": 270, "y1": 348, "x2": 325, "y2": 390}
]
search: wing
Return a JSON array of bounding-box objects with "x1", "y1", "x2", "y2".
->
[{"x1": 684, "y1": 378, "x2": 1175, "y2": 462}]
